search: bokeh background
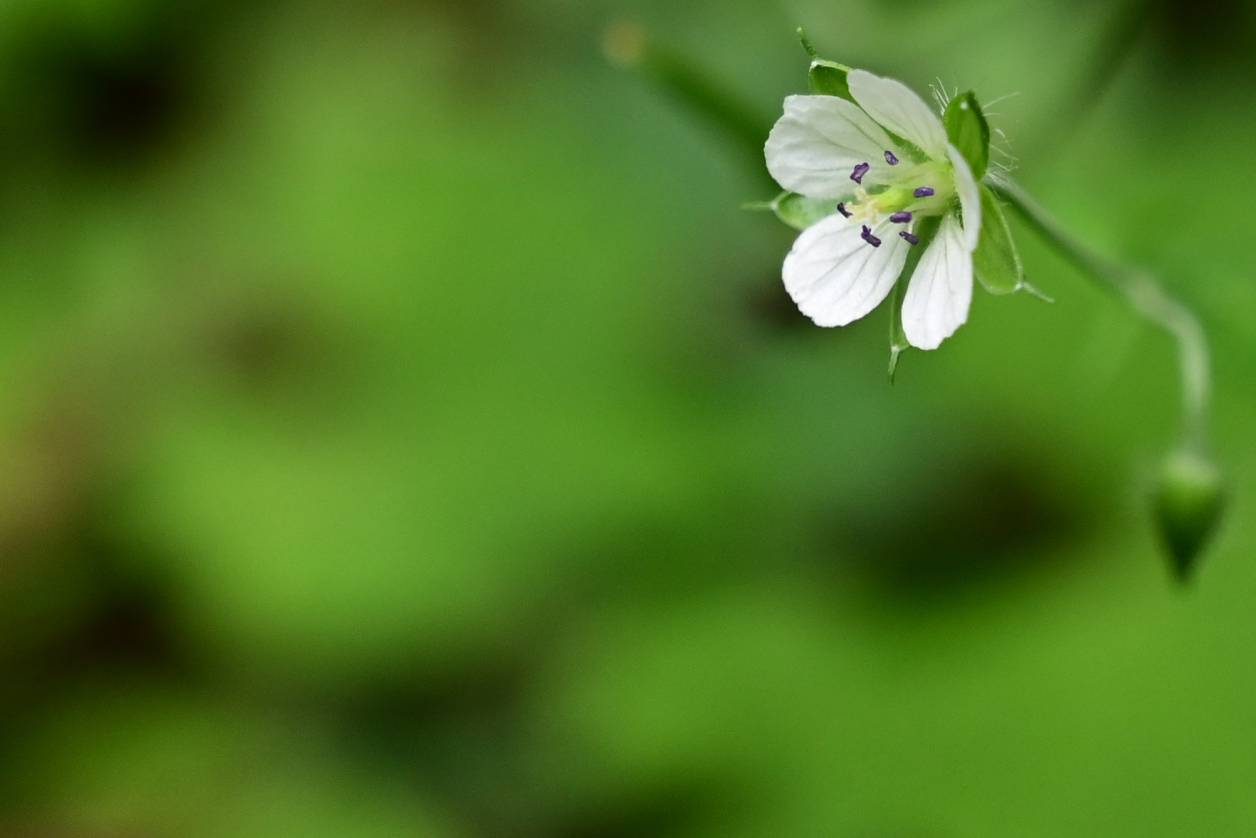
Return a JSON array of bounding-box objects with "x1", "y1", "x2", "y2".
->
[{"x1": 0, "y1": 0, "x2": 1254, "y2": 835}]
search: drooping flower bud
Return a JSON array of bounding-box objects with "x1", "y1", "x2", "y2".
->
[{"x1": 1154, "y1": 450, "x2": 1226, "y2": 581}]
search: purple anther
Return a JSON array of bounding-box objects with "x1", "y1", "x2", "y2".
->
[
  {"x1": 900, "y1": 231, "x2": 920, "y2": 245},
  {"x1": 861, "y1": 225, "x2": 882, "y2": 248},
  {"x1": 890, "y1": 212, "x2": 913, "y2": 223},
  {"x1": 836, "y1": 202, "x2": 852, "y2": 218},
  {"x1": 885, "y1": 150, "x2": 900, "y2": 166},
  {"x1": 914, "y1": 186, "x2": 935, "y2": 198},
  {"x1": 850, "y1": 162, "x2": 871, "y2": 184}
]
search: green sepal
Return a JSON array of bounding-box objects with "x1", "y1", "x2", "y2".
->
[
  {"x1": 972, "y1": 183, "x2": 1024, "y2": 295},
  {"x1": 797, "y1": 29, "x2": 854, "y2": 102},
  {"x1": 888, "y1": 215, "x2": 943, "y2": 381},
  {"x1": 887, "y1": 279, "x2": 909, "y2": 382},
  {"x1": 1155, "y1": 450, "x2": 1226, "y2": 581},
  {"x1": 943, "y1": 91, "x2": 990, "y2": 180},
  {"x1": 770, "y1": 192, "x2": 844, "y2": 231},
  {"x1": 809, "y1": 61, "x2": 853, "y2": 101}
]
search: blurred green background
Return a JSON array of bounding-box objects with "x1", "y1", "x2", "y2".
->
[{"x1": 0, "y1": 0, "x2": 1254, "y2": 835}]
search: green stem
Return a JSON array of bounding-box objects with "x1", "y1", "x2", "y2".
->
[{"x1": 988, "y1": 174, "x2": 1211, "y2": 453}]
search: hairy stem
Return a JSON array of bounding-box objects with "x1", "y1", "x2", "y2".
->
[{"x1": 988, "y1": 174, "x2": 1211, "y2": 453}]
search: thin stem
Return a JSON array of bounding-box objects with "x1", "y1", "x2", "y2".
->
[{"x1": 988, "y1": 174, "x2": 1212, "y2": 453}]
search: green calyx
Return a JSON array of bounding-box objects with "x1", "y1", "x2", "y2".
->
[
  {"x1": 797, "y1": 29, "x2": 854, "y2": 101},
  {"x1": 810, "y1": 61, "x2": 853, "y2": 101},
  {"x1": 972, "y1": 184, "x2": 1024, "y2": 294},
  {"x1": 944, "y1": 91, "x2": 990, "y2": 180},
  {"x1": 767, "y1": 192, "x2": 843, "y2": 230}
]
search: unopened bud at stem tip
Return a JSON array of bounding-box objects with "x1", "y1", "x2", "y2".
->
[{"x1": 1154, "y1": 450, "x2": 1226, "y2": 582}]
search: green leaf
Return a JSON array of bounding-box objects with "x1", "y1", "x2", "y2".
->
[
  {"x1": 972, "y1": 184, "x2": 1024, "y2": 295},
  {"x1": 943, "y1": 91, "x2": 989, "y2": 179},
  {"x1": 772, "y1": 192, "x2": 843, "y2": 230},
  {"x1": 809, "y1": 61, "x2": 853, "y2": 101}
]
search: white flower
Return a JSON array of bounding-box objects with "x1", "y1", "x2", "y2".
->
[{"x1": 765, "y1": 70, "x2": 982, "y2": 350}]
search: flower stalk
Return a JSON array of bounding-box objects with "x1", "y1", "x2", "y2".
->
[
  {"x1": 987, "y1": 175, "x2": 1225, "y2": 577},
  {"x1": 985, "y1": 174, "x2": 1212, "y2": 455}
]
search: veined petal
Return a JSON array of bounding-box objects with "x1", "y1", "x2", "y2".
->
[
  {"x1": 948, "y1": 144, "x2": 982, "y2": 251},
  {"x1": 901, "y1": 213, "x2": 973, "y2": 349},
  {"x1": 847, "y1": 70, "x2": 948, "y2": 160},
  {"x1": 783, "y1": 214, "x2": 909, "y2": 328},
  {"x1": 766, "y1": 95, "x2": 897, "y2": 199}
]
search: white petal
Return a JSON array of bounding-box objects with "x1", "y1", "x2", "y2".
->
[
  {"x1": 765, "y1": 95, "x2": 897, "y2": 199},
  {"x1": 901, "y1": 214, "x2": 973, "y2": 350},
  {"x1": 783, "y1": 214, "x2": 910, "y2": 328},
  {"x1": 948, "y1": 144, "x2": 982, "y2": 251},
  {"x1": 847, "y1": 70, "x2": 948, "y2": 160}
]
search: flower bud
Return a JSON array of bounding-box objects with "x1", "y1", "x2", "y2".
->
[{"x1": 1154, "y1": 451, "x2": 1226, "y2": 581}]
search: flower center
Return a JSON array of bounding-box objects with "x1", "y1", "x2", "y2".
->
[{"x1": 842, "y1": 152, "x2": 956, "y2": 246}]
